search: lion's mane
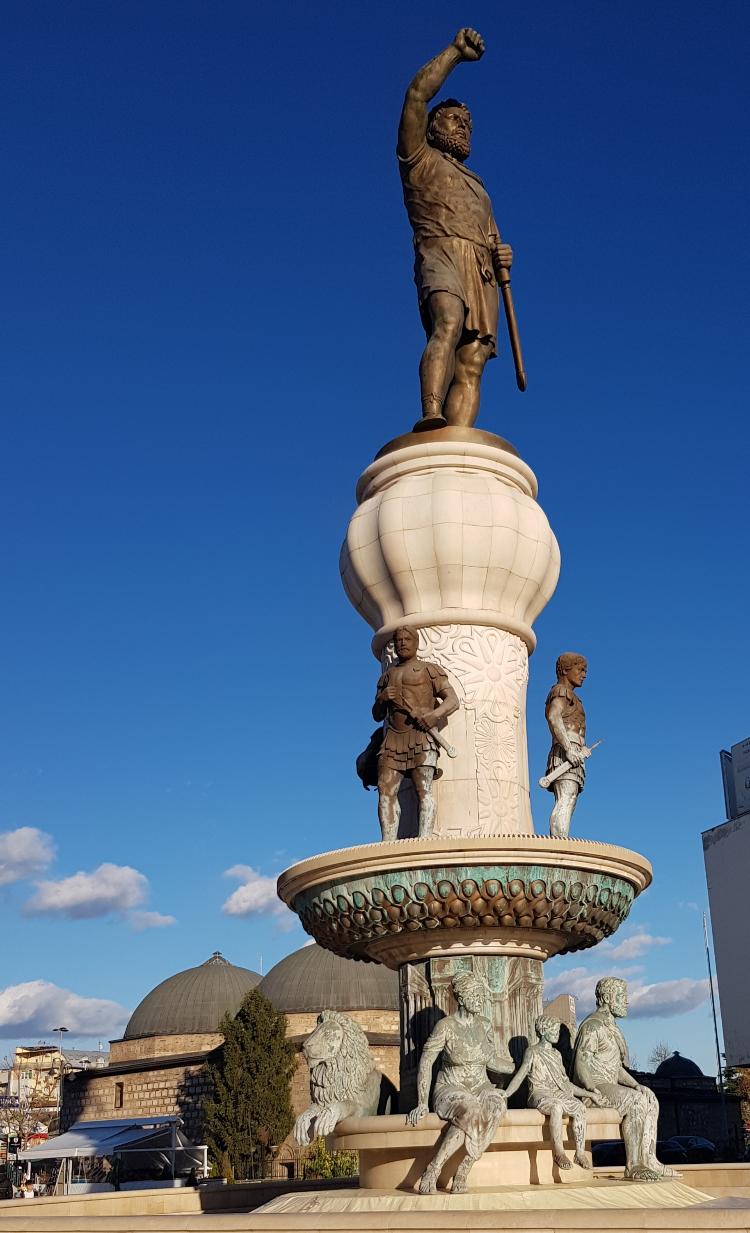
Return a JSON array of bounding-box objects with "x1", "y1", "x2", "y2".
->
[{"x1": 308, "y1": 1010, "x2": 378, "y2": 1107}]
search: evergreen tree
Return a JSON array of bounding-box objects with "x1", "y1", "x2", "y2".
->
[{"x1": 202, "y1": 988, "x2": 296, "y2": 1179}]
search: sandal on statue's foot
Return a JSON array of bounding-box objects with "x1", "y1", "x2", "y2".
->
[
  {"x1": 418, "y1": 1166, "x2": 438, "y2": 1195},
  {"x1": 625, "y1": 1165, "x2": 664, "y2": 1183},
  {"x1": 553, "y1": 1151, "x2": 573, "y2": 1169},
  {"x1": 451, "y1": 1158, "x2": 474, "y2": 1193}
]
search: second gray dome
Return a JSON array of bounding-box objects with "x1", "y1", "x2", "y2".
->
[{"x1": 259, "y1": 944, "x2": 399, "y2": 1014}]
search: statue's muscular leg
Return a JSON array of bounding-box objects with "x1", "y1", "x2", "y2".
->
[
  {"x1": 419, "y1": 292, "x2": 465, "y2": 422},
  {"x1": 411, "y1": 766, "x2": 436, "y2": 837},
  {"x1": 571, "y1": 1100, "x2": 590, "y2": 1168},
  {"x1": 549, "y1": 1104, "x2": 572, "y2": 1168},
  {"x1": 550, "y1": 781, "x2": 578, "y2": 839},
  {"x1": 377, "y1": 767, "x2": 403, "y2": 842},
  {"x1": 417, "y1": 1125, "x2": 463, "y2": 1193},
  {"x1": 443, "y1": 338, "x2": 492, "y2": 428}
]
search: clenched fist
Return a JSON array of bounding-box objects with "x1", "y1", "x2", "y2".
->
[
  {"x1": 491, "y1": 239, "x2": 513, "y2": 270},
  {"x1": 453, "y1": 28, "x2": 485, "y2": 62}
]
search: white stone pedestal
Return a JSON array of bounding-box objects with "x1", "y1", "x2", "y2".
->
[{"x1": 340, "y1": 427, "x2": 560, "y2": 837}]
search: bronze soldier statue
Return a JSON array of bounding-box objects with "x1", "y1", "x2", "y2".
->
[
  {"x1": 543, "y1": 653, "x2": 591, "y2": 839},
  {"x1": 398, "y1": 28, "x2": 518, "y2": 430},
  {"x1": 371, "y1": 626, "x2": 458, "y2": 841}
]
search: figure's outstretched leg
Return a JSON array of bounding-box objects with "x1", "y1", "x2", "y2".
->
[
  {"x1": 412, "y1": 767, "x2": 436, "y2": 837},
  {"x1": 417, "y1": 1125, "x2": 463, "y2": 1194},
  {"x1": 549, "y1": 1104, "x2": 572, "y2": 1169},
  {"x1": 550, "y1": 781, "x2": 578, "y2": 839},
  {"x1": 417, "y1": 293, "x2": 465, "y2": 427},
  {"x1": 377, "y1": 768, "x2": 403, "y2": 842},
  {"x1": 452, "y1": 1093, "x2": 506, "y2": 1192},
  {"x1": 570, "y1": 1100, "x2": 590, "y2": 1168},
  {"x1": 620, "y1": 1095, "x2": 666, "y2": 1182},
  {"x1": 450, "y1": 1152, "x2": 477, "y2": 1193},
  {"x1": 443, "y1": 338, "x2": 492, "y2": 428}
]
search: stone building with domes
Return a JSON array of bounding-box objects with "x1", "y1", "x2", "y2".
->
[
  {"x1": 631, "y1": 1051, "x2": 744, "y2": 1151},
  {"x1": 61, "y1": 952, "x2": 261, "y2": 1141},
  {"x1": 61, "y1": 945, "x2": 400, "y2": 1148}
]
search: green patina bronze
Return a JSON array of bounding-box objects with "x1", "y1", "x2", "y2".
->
[{"x1": 292, "y1": 862, "x2": 636, "y2": 961}]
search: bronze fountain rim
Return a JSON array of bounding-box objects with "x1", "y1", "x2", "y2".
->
[{"x1": 277, "y1": 835, "x2": 653, "y2": 906}]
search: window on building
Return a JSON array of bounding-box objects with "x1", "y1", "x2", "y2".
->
[{"x1": 114, "y1": 1082, "x2": 124, "y2": 1109}]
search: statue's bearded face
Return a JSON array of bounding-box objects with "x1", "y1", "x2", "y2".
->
[
  {"x1": 429, "y1": 107, "x2": 472, "y2": 161},
  {"x1": 394, "y1": 627, "x2": 418, "y2": 661}
]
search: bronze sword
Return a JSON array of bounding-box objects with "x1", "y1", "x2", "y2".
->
[{"x1": 496, "y1": 259, "x2": 527, "y2": 392}]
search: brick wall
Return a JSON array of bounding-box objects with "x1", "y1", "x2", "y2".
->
[
  {"x1": 62, "y1": 1061, "x2": 212, "y2": 1142},
  {"x1": 286, "y1": 1010, "x2": 398, "y2": 1038},
  {"x1": 110, "y1": 1033, "x2": 224, "y2": 1064},
  {"x1": 63, "y1": 1008, "x2": 401, "y2": 1146}
]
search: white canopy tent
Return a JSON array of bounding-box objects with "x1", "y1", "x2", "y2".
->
[{"x1": 19, "y1": 1116, "x2": 207, "y2": 1193}]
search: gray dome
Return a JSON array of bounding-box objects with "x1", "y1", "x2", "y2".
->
[
  {"x1": 259, "y1": 944, "x2": 398, "y2": 1014},
  {"x1": 124, "y1": 952, "x2": 261, "y2": 1039},
  {"x1": 654, "y1": 1051, "x2": 703, "y2": 1079}
]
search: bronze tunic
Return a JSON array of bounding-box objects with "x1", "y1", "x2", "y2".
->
[
  {"x1": 544, "y1": 682, "x2": 587, "y2": 791},
  {"x1": 377, "y1": 659, "x2": 450, "y2": 773},
  {"x1": 398, "y1": 140, "x2": 499, "y2": 353}
]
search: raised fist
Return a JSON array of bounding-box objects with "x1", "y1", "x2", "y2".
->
[{"x1": 453, "y1": 28, "x2": 485, "y2": 62}]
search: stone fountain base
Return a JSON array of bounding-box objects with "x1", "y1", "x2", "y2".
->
[{"x1": 331, "y1": 1108, "x2": 623, "y2": 1189}]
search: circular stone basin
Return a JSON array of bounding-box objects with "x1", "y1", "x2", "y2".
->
[{"x1": 277, "y1": 836, "x2": 652, "y2": 968}]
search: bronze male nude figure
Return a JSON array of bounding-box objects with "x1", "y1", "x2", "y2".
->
[{"x1": 398, "y1": 28, "x2": 515, "y2": 429}]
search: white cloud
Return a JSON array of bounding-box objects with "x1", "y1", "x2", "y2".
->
[
  {"x1": 0, "y1": 827, "x2": 55, "y2": 886},
  {"x1": 605, "y1": 931, "x2": 671, "y2": 960},
  {"x1": 129, "y1": 911, "x2": 176, "y2": 931},
  {"x1": 24, "y1": 863, "x2": 148, "y2": 920},
  {"x1": 543, "y1": 965, "x2": 641, "y2": 1012},
  {"x1": 0, "y1": 980, "x2": 128, "y2": 1040},
  {"x1": 221, "y1": 865, "x2": 293, "y2": 930},
  {"x1": 628, "y1": 978, "x2": 710, "y2": 1019},
  {"x1": 544, "y1": 966, "x2": 709, "y2": 1020}
]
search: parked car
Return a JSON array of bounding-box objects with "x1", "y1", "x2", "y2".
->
[
  {"x1": 591, "y1": 1140, "x2": 626, "y2": 1167},
  {"x1": 665, "y1": 1135, "x2": 716, "y2": 1163},
  {"x1": 591, "y1": 1140, "x2": 690, "y2": 1167}
]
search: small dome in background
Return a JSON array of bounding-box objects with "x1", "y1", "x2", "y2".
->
[
  {"x1": 259, "y1": 944, "x2": 399, "y2": 1014},
  {"x1": 654, "y1": 1050, "x2": 704, "y2": 1079},
  {"x1": 124, "y1": 952, "x2": 261, "y2": 1039}
]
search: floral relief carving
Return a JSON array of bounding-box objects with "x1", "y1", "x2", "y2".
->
[{"x1": 421, "y1": 626, "x2": 528, "y2": 835}]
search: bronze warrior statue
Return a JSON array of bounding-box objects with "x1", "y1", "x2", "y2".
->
[
  {"x1": 370, "y1": 626, "x2": 458, "y2": 841},
  {"x1": 542, "y1": 653, "x2": 591, "y2": 839},
  {"x1": 398, "y1": 28, "x2": 524, "y2": 431}
]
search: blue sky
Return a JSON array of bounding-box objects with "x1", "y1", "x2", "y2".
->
[{"x1": 1, "y1": 0, "x2": 748, "y2": 1074}]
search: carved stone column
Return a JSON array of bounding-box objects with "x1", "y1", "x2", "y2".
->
[
  {"x1": 398, "y1": 954, "x2": 544, "y2": 1108},
  {"x1": 383, "y1": 624, "x2": 533, "y2": 836},
  {"x1": 341, "y1": 427, "x2": 560, "y2": 837}
]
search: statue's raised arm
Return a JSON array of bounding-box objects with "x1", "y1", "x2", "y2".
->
[
  {"x1": 397, "y1": 28, "x2": 485, "y2": 161},
  {"x1": 396, "y1": 30, "x2": 521, "y2": 431}
]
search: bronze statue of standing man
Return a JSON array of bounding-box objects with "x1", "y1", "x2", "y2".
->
[
  {"x1": 373, "y1": 627, "x2": 458, "y2": 841},
  {"x1": 398, "y1": 29, "x2": 517, "y2": 430},
  {"x1": 543, "y1": 653, "x2": 591, "y2": 839}
]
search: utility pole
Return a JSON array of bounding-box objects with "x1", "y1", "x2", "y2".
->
[
  {"x1": 703, "y1": 912, "x2": 729, "y2": 1145},
  {"x1": 50, "y1": 1027, "x2": 69, "y2": 1136}
]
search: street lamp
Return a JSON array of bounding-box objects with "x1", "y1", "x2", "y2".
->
[{"x1": 50, "y1": 1027, "x2": 68, "y2": 1134}]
